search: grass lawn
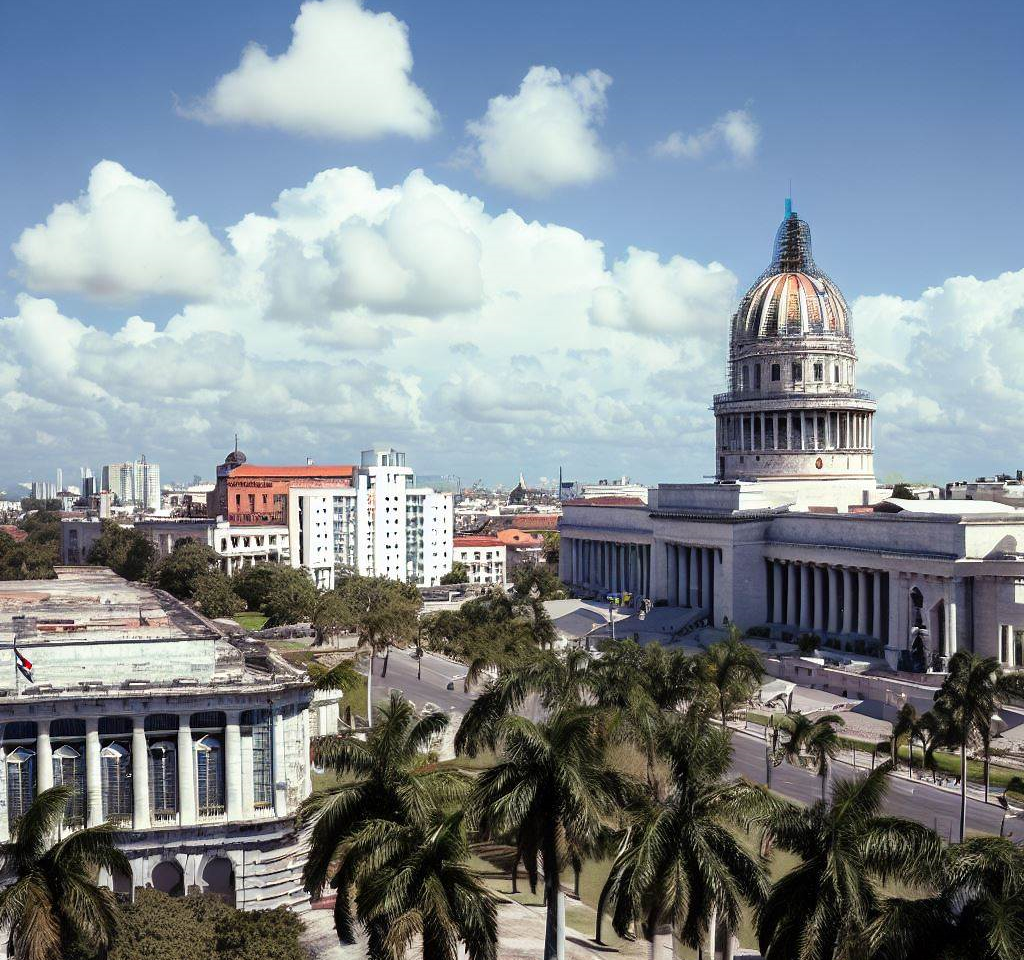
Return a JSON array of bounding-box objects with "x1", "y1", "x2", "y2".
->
[
  {"x1": 234, "y1": 611, "x2": 268, "y2": 630},
  {"x1": 470, "y1": 831, "x2": 803, "y2": 957}
]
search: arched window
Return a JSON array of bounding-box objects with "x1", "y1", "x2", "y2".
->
[
  {"x1": 52, "y1": 745, "x2": 86, "y2": 827},
  {"x1": 100, "y1": 743, "x2": 132, "y2": 823},
  {"x1": 148, "y1": 741, "x2": 177, "y2": 822},
  {"x1": 5, "y1": 747, "x2": 35, "y2": 822},
  {"x1": 194, "y1": 735, "x2": 224, "y2": 817}
]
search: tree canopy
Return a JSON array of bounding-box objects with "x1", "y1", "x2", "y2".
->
[{"x1": 87, "y1": 521, "x2": 156, "y2": 581}]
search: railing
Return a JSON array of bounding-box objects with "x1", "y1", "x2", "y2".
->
[
  {"x1": 198, "y1": 804, "x2": 226, "y2": 819},
  {"x1": 153, "y1": 810, "x2": 178, "y2": 824},
  {"x1": 712, "y1": 388, "x2": 874, "y2": 404}
]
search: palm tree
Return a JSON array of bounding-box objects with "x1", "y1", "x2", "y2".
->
[
  {"x1": 599, "y1": 712, "x2": 774, "y2": 959},
  {"x1": 933, "y1": 652, "x2": 1024, "y2": 839},
  {"x1": 888, "y1": 703, "x2": 918, "y2": 774},
  {"x1": 756, "y1": 763, "x2": 943, "y2": 960},
  {"x1": 870, "y1": 836, "x2": 1024, "y2": 960},
  {"x1": 470, "y1": 706, "x2": 635, "y2": 960},
  {"x1": 0, "y1": 784, "x2": 130, "y2": 960},
  {"x1": 307, "y1": 658, "x2": 361, "y2": 692},
  {"x1": 778, "y1": 712, "x2": 845, "y2": 802},
  {"x1": 454, "y1": 646, "x2": 594, "y2": 757},
  {"x1": 350, "y1": 810, "x2": 499, "y2": 960},
  {"x1": 299, "y1": 692, "x2": 469, "y2": 946},
  {"x1": 695, "y1": 627, "x2": 764, "y2": 726}
]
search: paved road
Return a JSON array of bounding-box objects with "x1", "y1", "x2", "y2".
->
[{"x1": 368, "y1": 651, "x2": 1016, "y2": 839}]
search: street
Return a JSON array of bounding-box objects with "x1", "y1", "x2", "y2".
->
[{"x1": 366, "y1": 651, "x2": 1016, "y2": 839}]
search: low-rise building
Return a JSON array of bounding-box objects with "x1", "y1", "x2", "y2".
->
[
  {"x1": 453, "y1": 536, "x2": 506, "y2": 585},
  {"x1": 0, "y1": 567, "x2": 344, "y2": 908},
  {"x1": 496, "y1": 528, "x2": 545, "y2": 570}
]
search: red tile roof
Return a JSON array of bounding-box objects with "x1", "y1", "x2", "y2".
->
[
  {"x1": 454, "y1": 536, "x2": 505, "y2": 548},
  {"x1": 561, "y1": 496, "x2": 646, "y2": 507},
  {"x1": 496, "y1": 529, "x2": 544, "y2": 546},
  {"x1": 228, "y1": 464, "x2": 355, "y2": 478},
  {"x1": 0, "y1": 525, "x2": 27, "y2": 542}
]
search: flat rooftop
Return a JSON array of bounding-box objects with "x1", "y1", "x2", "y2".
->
[
  {"x1": 0, "y1": 567, "x2": 305, "y2": 698},
  {"x1": 0, "y1": 566, "x2": 215, "y2": 642}
]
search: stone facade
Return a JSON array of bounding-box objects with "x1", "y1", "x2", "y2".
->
[
  {"x1": 560, "y1": 205, "x2": 1024, "y2": 675},
  {"x1": 0, "y1": 568, "x2": 344, "y2": 914}
]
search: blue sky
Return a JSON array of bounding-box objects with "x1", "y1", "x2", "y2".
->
[{"x1": 2, "y1": 0, "x2": 1023, "y2": 492}]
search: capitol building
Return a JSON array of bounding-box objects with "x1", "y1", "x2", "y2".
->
[
  {"x1": 0, "y1": 567, "x2": 342, "y2": 909},
  {"x1": 560, "y1": 203, "x2": 1024, "y2": 701}
]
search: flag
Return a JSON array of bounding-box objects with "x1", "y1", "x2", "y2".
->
[{"x1": 14, "y1": 648, "x2": 32, "y2": 682}]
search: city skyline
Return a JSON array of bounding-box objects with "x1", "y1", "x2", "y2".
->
[{"x1": 2, "y1": 0, "x2": 1022, "y2": 493}]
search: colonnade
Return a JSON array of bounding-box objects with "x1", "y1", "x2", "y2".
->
[
  {"x1": 766, "y1": 558, "x2": 889, "y2": 643},
  {"x1": 565, "y1": 537, "x2": 652, "y2": 599},
  {"x1": 0, "y1": 704, "x2": 307, "y2": 842},
  {"x1": 719, "y1": 409, "x2": 873, "y2": 452},
  {"x1": 664, "y1": 543, "x2": 716, "y2": 612}
]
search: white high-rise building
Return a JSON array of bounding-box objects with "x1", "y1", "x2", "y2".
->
[
  {"x1": 102, "y1": 457, "x2": 161, "y2": 512},
  {"x1": 287, "y1": 447, "x2": 453, "y2": 589}
]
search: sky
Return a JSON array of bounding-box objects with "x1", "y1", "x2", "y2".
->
[{"x1": 1, "y1": 0, "x2": 1022, "y2": 493}]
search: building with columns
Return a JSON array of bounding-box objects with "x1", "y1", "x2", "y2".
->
[
  {"x1": 560, "y1": 203, "x2": 1024, "y2": 678},
  {"x1": 0, "y1": 566, "x2": 343, "y2": 910}
]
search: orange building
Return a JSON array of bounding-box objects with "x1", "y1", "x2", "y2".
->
[{"x1": 208, "y1": 448, "x2": 355, "y2": 525}]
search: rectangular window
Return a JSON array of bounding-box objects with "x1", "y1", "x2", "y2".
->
[
  {"x1": 741, "y1": 366, "x2": 750, "y2": 390},
  {"x1": 834, "y1": 364, "x2": 841, "y2": 382},
  {"x1": 792, "y1": 362, "x2": 802, "y2": 382},
  {"x1": 754, "y1": 364, "x2": 762, "y2": 389},
  {"x1": 813, "y1": 363, "x2": 824, "y2": 382},
  {"x1": 1000, "y1": 624, "x2": 1013, "y2": 665},
  {"x1": 245, "y1": 710, "x2": 274, "y2": 809},
  {"x1": 771, "y1": 363, "x2": 780, "y2": 381}
]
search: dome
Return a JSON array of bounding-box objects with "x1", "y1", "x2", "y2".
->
[
  {"x1": 732, "y1": 201, "x2": 850, "y2": 340},
  {"x1": 736, "y1": 270, "x2": 848, "y2": 339},
  {"x1": 224, "y1": 448, "x2": 247, "y2": 466}
]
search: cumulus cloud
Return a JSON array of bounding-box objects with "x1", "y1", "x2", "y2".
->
[
  {"x1": 12, "y1": 161, "x2": 227, "y2": 301},
  {"x1": 184, "y1": 0, "x2": 437, "y2": 140},
  {"x1": 3, "y1": 162, "x2": 735, "y2": 486},
  {"x1": 463, "y1": 66, "x2": 613, "y2": 197},
  {"x1": 590, "y1": 248, "x2": 736, "y2": 340},
  {"x1": 654, "y1": 109, "x2": 760, "y2": 164},
  {"x1": 8, "y1": 158, "x2": 1019, "y2": 489},
  {"x1": 854, "y1": 269, "x2": 1024, "y2": 477}
]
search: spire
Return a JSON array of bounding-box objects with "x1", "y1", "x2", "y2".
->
[{"x1": 770, "y1": 204, "x2": 818, "y2": 276}]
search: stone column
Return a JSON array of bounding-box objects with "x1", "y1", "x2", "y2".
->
[
  {"x1": 787, "y1": 563, "x2": 799, "y2": 627},
  {"x1": 812, "y1": 567, "x2": 825, "y2": 632},
  {"x1": 36, "y1": 720, "x2": 53, "y2": 793},
  {"x1": 842, "y1": 569, "x2": 853, "y2": 633},
  {"x1": 857, "y1": 570, "x2": 869, "y2": 634},
  {"x1": 759, "y1": 412, "x2": 766, "y2": 450},
  {"x1": 812, "y1": 414, "x2": 819, "y2": 451},
  {"x1": 177, "y1": 715, "x2": 196, "y2": 826},
  {"x1": 689, "y1": 547, "x2": 700, "y2": 609},
  {"x1": 946, "y1": 583, "x2": 957, "y2": 657},
  {"x1": 772, "y1": 561, "x2": 783, "y2": 623},
  {"x1": 827, "y1": 568, "x2": 839, "y2": 634},
  {"x1": 224, "y1": 710, "x2": 242, "y2": 822},
  {"x1": 702, "y1": 548, "x2": 714, "y2": 615},
  {"x1": 85, "y1": 717, "x2": 102, "y2": 827},
  {"x1": 679, "y1": 546, "x2": 689, "y2": 608},
  {"x1": 666, "y1": 545, "x2": 678, "y2": 605},
  {"x1": 872, "y1": 572, "x2": 883, "y2": 641},
  {"x1": 272, "y1": 708, "x2": 288, "y2": 818},
  {"x1": 132, "y1": 718, "x2": 150, "y2": 829},
  {"x1": 799, "y1": 564, "x2": 812, "y2": 629}
]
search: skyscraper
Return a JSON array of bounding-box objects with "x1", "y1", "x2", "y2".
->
[{"x1": 101, "y1": 456, "x2": 161, "y2": 511}]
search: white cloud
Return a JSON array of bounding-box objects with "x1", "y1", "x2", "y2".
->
[
  {"x1": 12, "y1": 161, "x2": 227, "y2": 301},
  {"x1": 590, "y1": 248, "x2": 736, "y2": 340},
  {"x1": 7, "y1": 159, "x2": 1021, "y2": 489},
  {"x1": 184, "y1": 0, "x2": 437, "y2": 140},
  {"x1": 855, "y1": 269, "x2": 1024, "y2": 477},
  {"x1": 2, "y1": 162, "x2": 733, "y2": 486},
  {"x1": 463, "y1": 66, "x2": 613, "y2": 197},
  {"x1": 654, "y1": 108, "x2": 760, "y2": 164}
]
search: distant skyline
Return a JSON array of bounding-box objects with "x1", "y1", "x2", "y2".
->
[{"x1": 2, "y1": 0, "x2": 1023, "y2": 493}]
